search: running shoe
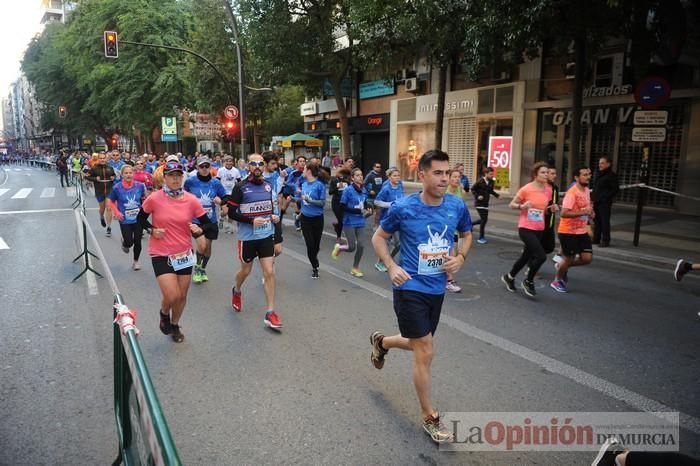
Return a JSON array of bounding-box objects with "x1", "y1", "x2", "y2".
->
[
  {"x1": 445, "y1": 280, "x2": 462, "y2": 293},
  {"x1": 674, "y1": 259, "x2": 690, "y2": 282},
  {"x1": 477, "y1": 237, "x2": 488, "y2": 244},
  {"x1": 521, "y1": 279, "x2": 536, "y2": 297},
  {"x1": 170, "y1": 324, "x2": 185, "y2": 343},
  {"x1": 100, "y1": 216, "x2": 106, "y2": 227},
  {"x1": 370, "y1": 331, "x2": 388, "y2": 369},
  {"x1": 501, "y1": 273, "x2": 516, "y2": 293},
  {"x1": 311, "y1": 268, "x2": 319, "y2": 279},
  {"x1": 106, "y1": 227, "x2": 112, "y2": 237},
  {"x1": 550, "y1": 280, "x2": 568, "y2": 293},
  {"x1": 121, "y1": 242, "x2": 129, "y2": 254},
  {"x1": 192, "y1": 268, "x2": 203, "y2": 284},
  {"x1": 331, "y1": 243, "x2": 341, "y2": 260},
  {"x1": 159, "y1": 311, "x2": 172, "y2": 335},
  {"x1": 294, "y1": 214, "x2": 301, "y2": 231},
  {"x1": 374, "y1": 261, "x2": 388, "y2": 272},
  {"x1": 552, "y1": 254, "x2": 564, "y2": 265},
  {"x1": 553, "y1": 261, "x2": 568, "y2": 283},
  {"x1": 132, "y1": 261, "x2": 141, "y2": 271},
  {"x1": 591, "y1": 437, "x2": 625, "y2": 466},
  {"x1": 264, "y1": 310, "x2": 283, "y2": 329},
  {"x1": 350, "y1": 268, "x2": 364, "y2": 277},
  {"x1": 231, "y1": 288, "x2": 242, "y2": 312},
  {"x1": 200, "y1": 270, "x2": 209, "y2": 282},
  {"x1": 422, "y1": 413, "x2": 454, "y2": 444}
]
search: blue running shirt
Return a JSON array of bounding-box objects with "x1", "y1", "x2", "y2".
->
[
  {"x1": 375, "y1": 182, "x2": 404, "y2": 221},
  {"x1": 341, "y1": 184, "x2": 367, "y2": 228},
  {"x1": 108, "y1": 181, "x2": 146, "y2": 225},
  {"x1": 381, "y1": 193, "x2": 472, "y2": 295},
  {"x1": 184, "y1": 176, "x2": 227, "y2": 223},
  {"x1": 300, "y1": 179, "x2": 326, "y2": 217},
  {"x1": 229, "y1": 179, "x2": 275, "y2": 241}
]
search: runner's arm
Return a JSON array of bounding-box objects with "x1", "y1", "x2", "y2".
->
[{"x1": 136, "y1": 209, "x2": 153, "y2": 232}]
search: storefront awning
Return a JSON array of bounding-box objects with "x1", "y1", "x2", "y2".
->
[{"x1": 280, "y1": 132, "x2": 323, "y2": 148}]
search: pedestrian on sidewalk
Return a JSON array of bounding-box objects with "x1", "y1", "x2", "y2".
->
[
  {"x1": 471, "y1": 166, "x2": 500, "y2": 244},
  {"x1": 501, "y1": 162, "x2": 553, "y2": 297},
  {"x1": 369, "y1": 149, "x2": 473, "y2": 444},
  {"x1": 592, "y1": 156, "x2": 618, "y2": 247},
  {"x1": 56, "y1": 152, "x2": 71, "y2": 188}
]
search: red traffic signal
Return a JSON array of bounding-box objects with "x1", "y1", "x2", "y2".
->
[
  {"x1": 58, "y1": 106, "x2": 66, "y2": 118},
  {"x1": 104, "y1": 31, "x2": 118, "y2": 58}
]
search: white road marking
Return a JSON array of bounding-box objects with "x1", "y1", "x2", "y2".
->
[
  {"x1": 40, "y1": 187, "x2": 56, "y2": 198},
  {"x1": 0, "y1": 188, "x2": 9, "y2": 197},
  {"x1": 282, "y1": 246, "x2": 700, "y2": 435},
  {"x1": 11, "y1": 188, "x2": 32, "y2": 199},
  {"x1": 0, "y1": 207, "x2": 98, "y2": 215},
  {"x1": 74, "y1": 210, "x2": 99, "y2": 296},
  {"x1": 13, "y1": 168, "x2": 22, "y2": 172},
  {"x1": 0, "y1": 237, "x2": 9, "y2": 250}
]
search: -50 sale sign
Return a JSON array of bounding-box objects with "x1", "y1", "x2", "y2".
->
[{"x1": 488, "y1": 136, "x2": 512, "y2": 169}]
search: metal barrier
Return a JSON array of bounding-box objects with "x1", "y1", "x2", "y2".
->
[{"x1": 71, "y1": 190, "x2": 181, "y2": 465}]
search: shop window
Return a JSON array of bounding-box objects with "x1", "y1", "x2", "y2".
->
[
  {"x1": 396, "y1": 123, "x2": 435, "y2": 182},
  {"x1": 478, "y1": 89, "x2": 494, "y2": 114},
  {"x1": 495, "y1": 86, "x2": 514, "y2": 113}
]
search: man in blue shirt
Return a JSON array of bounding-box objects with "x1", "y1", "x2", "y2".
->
[
  {"x1": 370, "y1": 149, "x2": 472, "y2": 444},
  {"x1": 108, "y1": 151, "x2": 126, "y2": 181}
]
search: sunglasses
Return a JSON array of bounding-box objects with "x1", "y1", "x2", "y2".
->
[
  {"x1": 198, "y1": 164, "x2": 210, "y2": 168},
  {"x1": 165, "y1": 161, "x2": 183, "y2": 171},
  {"x1": 248, "y1": 161, "x2": 265, "y2": 167}
]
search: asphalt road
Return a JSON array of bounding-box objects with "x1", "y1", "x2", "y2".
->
[{"x1": 1, "y1": 165, "x2": 699, "y2": 465}]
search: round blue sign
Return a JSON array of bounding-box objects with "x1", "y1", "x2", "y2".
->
[{"x1": 635, "y1": 76, "x2": 671, "y2": 109}]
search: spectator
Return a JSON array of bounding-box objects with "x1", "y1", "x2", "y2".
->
[{"x1": 591, "y1": 156, "x2": 619, "y2": 247}]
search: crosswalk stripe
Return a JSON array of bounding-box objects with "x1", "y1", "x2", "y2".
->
[
  {"x1": 13, "y1": 168, "x2": 22, "y2": 172},
  {"x1": 0, "y1": 188, "x2": 9, "y2": 197},
  {"x1": 11, "y1": 188, "x2": 32, "y2": 199},
  {"x1": 40, "y1": 187, "x2": 56, "y2": 198},
  {"x1": 0, "y1": 237, "x2": 8, "y2": 250}
]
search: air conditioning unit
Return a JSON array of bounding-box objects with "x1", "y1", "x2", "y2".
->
[{"x1": 405, "y1": 78, "x2": 418, "y2": 92}]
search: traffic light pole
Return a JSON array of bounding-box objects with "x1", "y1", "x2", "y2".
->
[{"x1": 221, "y1": 1, "x2": 246, "y2": 160}]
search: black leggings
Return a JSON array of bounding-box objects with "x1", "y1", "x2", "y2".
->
[
  {"x1": 476, "y1": 208, "x2": 488, "y2": 239},
  {"x1": 119, "y1": 223, "x2": 143, "y2": 261},
  {"x1": 300, "y1": 214, "x2": 324, "y2": 269},
  {"x1": 509, "y1": 228, "x2": 546, "y2": 281},
  {"x1": 331, "y1": 197, "x2": 343, "y2": 238}
]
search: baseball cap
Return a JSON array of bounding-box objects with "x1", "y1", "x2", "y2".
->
[
  {"x1": 197, "y1": 156, "x2": 211, "y2": 166},
  {"x1": 165, "y1": 154, "x2": 179, "y2": 162},
  {"x1": 223, "y1": 155, "x2": 234, "y2": 162},
  {"x1": 163, "y1": 161, "x2": 184, "y2": 174}
]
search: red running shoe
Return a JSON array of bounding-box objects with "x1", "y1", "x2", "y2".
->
[
  {"x1": 231, "y1": 288, "x2": 242, "y2": 312},
  {"x1": 264, "y1": 310, "x2": 282, "y2": 329}
]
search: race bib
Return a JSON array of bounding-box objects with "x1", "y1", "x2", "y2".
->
[
  {"x1": 374, "y1": 177, "x2": 382, "y2": 185},
  {"x1": 124, "y1": 208, "x2": 139, "y2": 221},
  {"x1": 254, "y1": 219, "x2": 273, "y2": 235},
  {"x1": 527, "y1": 208, "x2": 544, "y2": 223},
  {"x1": 168, "y1": 250, "x2": 195, "y2": 271},
  {"x1": 417, "y1": 245, "x2": 450, "y2": 275}
]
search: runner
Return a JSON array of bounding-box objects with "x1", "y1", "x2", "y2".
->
[
  {"x1": 132, "y1": 159, "x2": 154, "y2": 192},
  {"x1": 299, "y1": 161, "x2": 329, "y2": 279},
  {"x1": 85, "y1": 153, "x2": 116, "y2": 237},
  {"x1": 444, "y1": 169, "x2": 477, "y2": 292},
  {"x1": 550, "y1": 166, "x2": 594, "y2": 292},
  {"x1": 108, "y1": 151, "x2": 125, "y2": 181},
  {"x1": 226, "y1": 154, "x2": 283, "y2": 329},
  {"x1": 471, "y1": 166, "x2": 500, "y2": 244},
  {"x1": 331, "y1": 168, "x2": 373, "y2": 277},
  {"x1": 541, "y1": 165, "x2": 560, "y2": 255},
  {"x1": 137, "y1": 160, "x2": 214, "y2": 343},
  {"x1": 369, "y1": 149, "x2": 472, "y2": 444},
  {"x1": 184, "y1": 156, "x2": 226, "y2": 283},
  {"x1": 328, "y1": 167, "x2": 351, "y2": 245},
  {"x1": 262, "y1": 151, "x2": 285, "y2": 257},
  {"x1": 373, "y1": 167, "x2": 403, "y2": 272},
  {"x1": 501, "y1": 162, "x2": 553, "y2": 297},
  {"x1": 281, "y1": 156, "x2": 306, "y2": 231},
  {"x1": 108, "y1": 165, "x2": 147, "y2": 270},
  {"x1": 364, "y1": 162, "x2": 385, "y2": 228},
  {"x1": 216, "y1": 155, "x2": 242, "y2": 234}
]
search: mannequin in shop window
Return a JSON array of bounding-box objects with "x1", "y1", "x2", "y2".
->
[{"x1": 407, "y1": 139, "x2": 418, "y2": 182}]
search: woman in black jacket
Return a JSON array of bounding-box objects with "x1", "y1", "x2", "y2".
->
[
  {"x1": 471, "y1": 167, "x2": 500, "y2": 244},
  {"x1": 328, "y1": 167, "x2": 351, "y2": 244}
]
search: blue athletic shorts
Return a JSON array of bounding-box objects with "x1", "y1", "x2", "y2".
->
[
  {"x1": 96, "y1": 194, "x2": 106, "y2": 203},
  {"x1": 393, "y1": 289, "x2": 444, "y2": 339}
]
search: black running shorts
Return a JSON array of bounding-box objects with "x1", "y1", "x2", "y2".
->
[
  {"x1": 151, "y1": 255, "x2": 193, "y2": 277},
  {"x1": 393, "y1": 289, "x2": 445, "y2": 339},
  {"x1": 558, "y1": 233, "x2": 593, "y2": 257},
  {"x1": 237, "y1": 237, "x2": 275, "y2": 263}
]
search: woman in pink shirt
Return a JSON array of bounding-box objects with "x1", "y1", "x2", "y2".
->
[
  {"x1": 501, "y1": 162, "x2": 555, "y2": 297},
  {"x1": 137, "y1": 161, "x2": 213, "y2": 343}
]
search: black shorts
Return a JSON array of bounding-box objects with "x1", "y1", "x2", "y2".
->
[
  {"x1": 192, "y1": 224, "x2": 219, "y2": 241},
  {"x1": 393, "y1": 289, "x2": 445, "y2": 339},
  {"x1": 237, "y1": 237, "x2": 275, "y2": 263},
  {"x1": 274, "y1": 221, "x2": 283, "y2": 244},
  {"x1": 558, "y1": 233, "x2": 593, "y2": 257},
  {"x1": 151, "y1": 255, "x2": 193, "y2": 277}
]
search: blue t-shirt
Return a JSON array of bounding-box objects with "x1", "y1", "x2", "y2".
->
[
  {"x1": 108, "y1": 160, "x2": 126, "y2": 180},
  {"x1": 229, "y1": 180, "x2": 275, "y2": 241},
  {"x1": 283, "y1": 169, "x2": 305, "y2": 197},
  {"x1": 381, "y1": 193, "x2": 472, "y2": 295},
  {"x1": 340, "y1": 184, "x2": 367, "y2": 228},
  {"x1": 375, "y1": 182, "x2": 404, "y2": 221},
  {"x1": 145, "y1": 161, "x2": 159, "y2": 174},
  {"x1": 300, "y1": 179, "x2": 326, "y2": 217},
  {"x1": 263, "y1": 170, "x2": 283, "y2": 215},
  {"x1": 108, "y1": 181, "x2": 146, "y2": 225},
  {"x1": 184, "y1": 176, "x2": 227, "y2": 223}
]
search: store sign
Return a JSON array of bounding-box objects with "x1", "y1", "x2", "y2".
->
[
  {"x1": 632, "y1": 127, "x2": 666, "y2": 142},
  {"x1": 488, "y1": 136, "x2": 512, "y2": 169},
  {"x1": 194, "y1": 114, "x2": 221, "y2": 137},
  {"x1": 582, "y1": 84, "x2": 633, "y2": 98},
  {"x1": 633, "y1": 110, "x2": 668, "y2": 126},
  {"x1": 359, "y1": 79, "x2": 395, "y2": 99},
  {"x1": 552, "y1": 106, "x2": 635, "y2": 126},
  {"x1": 418, "y1": 99, "x2": 474, "y2": 114},
  {"x1": 367, "y1": 117, "x2": 384, "y2": 126},
  {"x1": 300, "y1": 102, "x2": 317, "y2": 116}
]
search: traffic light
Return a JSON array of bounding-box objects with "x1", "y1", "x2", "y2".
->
[
  {"x1": 58, "y1": 106, "x2": 66, "y2": 118},
  {"x1": 111, "y1": 136, "x2": 118, "y2": 147},
  {"x1": 223, "y1": 119, "x2": 237, "y2": 142},
  {"x1": 104, "y1": 31, "x2": 118, "y2": 58}
]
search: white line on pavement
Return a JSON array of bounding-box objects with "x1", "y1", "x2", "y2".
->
[
  {"x1": 281, "y1": 247, "x2": 700, "y2": 435},
  {"x1": 74, "y1": 209, "x2": 99, "y2": 296},
  {"x1": 40, "y1": 187, "x2": 56, "y2": 198},
  {"x1": 11, "y1": 188, "x2": 32, "y2": 199},
  {"x1": 0, "y1": 207, "x2": 98, "y2": 215},
  {"x1": 0, "y1": 237, "x2": 9, "y2": 250},
  {"x1": 0, "y1": 188, "x2": 9, "y2": 197}
]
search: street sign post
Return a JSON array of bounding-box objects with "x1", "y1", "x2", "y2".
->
[
  {"x1": 634, "y1": 76, "x2": 671, "y2": 110},
  {"x1": 161, "y1": 117, "x2": 177, "y2": 142}
]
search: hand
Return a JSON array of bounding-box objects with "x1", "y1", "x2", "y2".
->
[
  {"x1": 302, "y1": 194, "x2": 311, "y2": 202},
  {"x1": 221, "y1": 205, "x2": 228, "y2": 216},
  {"x1": 280, "y1": 170, "x2": 287, "y2": 179},
  {"x1": 520, "y1": 201, "x2": 532, "y2": 210},
  {"x1": 96, "y1": 176, "x2": 101, "y2": 181},
  {"x1": 152, "y1": 228, "x2": 166, "y2": 239},
  {"x1": 115, "y1": 213, "x2": 124, "y2": 222},
  {"x1": 550, "y1": 204, "x2": 560, "y2": 212},
  {"x1": 253, "y1": 217, "x2": 269, "y2": 226},
  {"x1": 444, "y1": 254, "x2": 465, "y2": 275},
  {"x1": 189, "y1": 223, "x2": 203, "y2": 236},
  {"x1": 388, "y1": 263, "x2": 411, "y2": 286},
  {"x1": 214, "y1": 196, "x2": 222, "y2": 205},
  {"x1": 271, "y1": 215, "x2": 280, "y2": 224},
  {"x1": 582, "y1": 206, "x2": 593, "y2": 215}
]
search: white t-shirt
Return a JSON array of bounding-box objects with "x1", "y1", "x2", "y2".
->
[{"x1": 217, "y1": 166, "x2": 241, "y2": 194}]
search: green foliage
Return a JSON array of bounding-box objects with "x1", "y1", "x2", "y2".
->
[{"x1": 262, "y1": 84, "x2": 305, "y2": 139}]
